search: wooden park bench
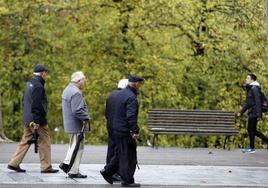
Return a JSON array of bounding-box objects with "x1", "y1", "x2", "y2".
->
[{"x1": 148, "y1": 109, "x2": 238, "y2": 148}]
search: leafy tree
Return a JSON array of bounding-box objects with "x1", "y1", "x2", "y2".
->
[{"x1": 0, "y1": 0, "x2": 267, "y2": 148}]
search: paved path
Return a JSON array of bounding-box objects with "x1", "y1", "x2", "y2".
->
[
  {"x1": 0, "y1": 143, "x2": 268, "y2": 187},
  {"x1": 1, "y1": 164, "x2": 268, "y2": 187},
  {"x1": 1, "y1": 144, "x2": 268, "y2": 166}
]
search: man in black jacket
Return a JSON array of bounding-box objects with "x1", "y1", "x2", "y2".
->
[
  {"x1": 104, "y1": 79, "x2": 128, "y2": 182},
  {"x1": 100, "y1": 75, "x2": 144, "y2": 187},
  {"x1": 7, "y1": 65, "x2": 58, "y2": 173},
  {"x1": 239, "y1": 74, "x2": 268, "y2": 153}
]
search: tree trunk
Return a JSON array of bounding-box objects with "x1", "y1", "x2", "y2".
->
[{"x1": 0, "y1": 93, "x2": 13, "y2": 142}]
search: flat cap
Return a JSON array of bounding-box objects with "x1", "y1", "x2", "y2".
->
[
  {"x1": 128, "y1": 75, "x2": 144, "y2": 82},
  {"x1": 34, "y1": 64, "x2": 48, "y2": 73}
]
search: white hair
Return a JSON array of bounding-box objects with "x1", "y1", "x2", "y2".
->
[
  {"x1": 71, "y1": 71, "x2": 85, "y2": 82},
  {"x1": 117, "y1": 79, "x2": 128, "y2": 89}
]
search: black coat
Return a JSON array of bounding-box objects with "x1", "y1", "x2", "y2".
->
[
  {"x1": 241, "y1": 84, "x2": 262, "y2": 118},
  {"x1": 23, "y1": 76, "x2": 48, "y2": 126},
  {"x1": 105, "y1": 89, "x2": 120, "y2": 134},
  {"x1": 106, "y1": 86, "x2": 140, "y2": 136}
]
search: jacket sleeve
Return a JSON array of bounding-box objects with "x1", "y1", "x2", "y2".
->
[
  {"x1": 240, "y1": 102, "x2": 251, "y2": 115},
  {"x1": 253, "y1": 87, "x2": 262, "y2": 118},
  {"x1": 126, "y1": 96, "x2": 139, "y2": 134},
  {"x1": 70, "y1": 93, "x2": 90, "y2": 121},
  {"x1": 31, "y1": 86, "x2": 46, "y2": 124}
]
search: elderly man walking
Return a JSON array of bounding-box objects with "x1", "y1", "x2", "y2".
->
[
  {"x1": 100, "y1": 75, "x2": 144, "y2": 187},
  {"x1": 59, "y1": 71, "x2": 90, "y2": 178},
  {"x1": 104, "y1": 79, "x2": 129, "y2": 182},
  {"x1": 7, "y1": 64, "x2": 59, "y2": 173}
]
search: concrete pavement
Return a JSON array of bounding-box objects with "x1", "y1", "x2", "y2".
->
[
  {"x1": 0, "y1": 143, "x2": 268, "y2": 187},
  {"x1": 1, "y1": 164, "x2": 268, "y2": 187}
]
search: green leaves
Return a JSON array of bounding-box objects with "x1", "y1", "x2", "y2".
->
[{"x1": 1, "y1": 0, "x2": 267, "y2": 148}]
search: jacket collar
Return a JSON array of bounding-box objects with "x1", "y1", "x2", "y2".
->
[
  {"x1": 245, "y1": 83, "x2": 260, "y2": 92},
  {"x1": 69, "y1": 82, "x2": 81, "y2": 91},
  {"x1": 127, "y1": 85, "x2": 138, "y2": 95},
  {"x1": 33, "y1": 75, "x2": 45, "y2": 85},
  {"x1": 250, "y1": 81, "x2": 260, "y2": 87}
]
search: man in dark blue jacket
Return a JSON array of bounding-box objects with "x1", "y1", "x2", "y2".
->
[
  {"x1": 239, "y1": 74, "x2": 268, "y2": 153},
  {"x1": 8, "y1": 65, "x2": 58, "y2": 173},
  {"x1": 100, "y1": 75, "x2": 144, "y2": 187},
  {"x1": 104, "y1": 79, "x2": 128, "y2": 182}
]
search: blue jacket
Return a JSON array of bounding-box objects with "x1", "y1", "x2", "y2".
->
[
  {"x1": 23, "y1": 76, "x2": 48, "y2": 126},
  {"x1": 107, "y1": 86, "x2": 140, "y2": 136},
  {"x1": 105, "y1": 89, "x2": 120, "y2": 134}
]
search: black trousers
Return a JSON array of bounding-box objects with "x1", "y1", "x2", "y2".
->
[
  {"x1": 248, "y1": 117, "x2": 268, "y2": 149},
  {"x1": 114, "y1": 135, "x2": 137, "y2": 184},
  {"x1": 104, "y1": 133, "x2": 119, "y2": 176},
  {"x1": 106, "y1": 132, "x2": 117, "y2": 165}
]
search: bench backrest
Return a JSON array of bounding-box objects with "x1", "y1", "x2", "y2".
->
[{"x1": 148, "y1": 109, "x2": 238, "y2": 135}]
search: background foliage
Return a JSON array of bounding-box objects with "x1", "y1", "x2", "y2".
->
[{"x1": 1, "y1": 0, "x2": 268, "y2": 148}]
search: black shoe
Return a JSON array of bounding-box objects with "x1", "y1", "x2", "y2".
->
[
  {"x1": 121, "y1": 182, "x2": 141, "y2": 187},
  {"x1": 7, "y1": 165, "x2": 26, "y2": 173},
  {"x1": 59, "y1": 163, "x2": 70, "y2": 173},
  {"x1": 112, "y1": 173, "x2": 121, "y2": 182},
  {"x1": 100, "y1": 169, "x2": 113, "y2": 184},
  {"x1": 41, "y1": 167, "x2": 59, "y2": 173},
  {"x1": 68, "y1": 173, "x2": 87, "y2": 178}
]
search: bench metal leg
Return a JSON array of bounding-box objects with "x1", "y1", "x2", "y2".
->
[
  {"x1": 156, "y1": 135, "x2": 159, "y2": 149},
  {"x1": 152, "y1": 134, "x2": 158, "y2": 148}
]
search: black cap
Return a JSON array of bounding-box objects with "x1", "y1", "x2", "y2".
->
[
  {"x1": 34, "y1": 64, "x2": 48, "y2": 73},
  {"x1": 128, "y1": 75, "x2": 144, "y2": 82}
]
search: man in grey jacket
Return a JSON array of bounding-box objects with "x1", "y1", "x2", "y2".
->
[{"x1": 59, "y1": 71, "x2": 90, "y2": 178}]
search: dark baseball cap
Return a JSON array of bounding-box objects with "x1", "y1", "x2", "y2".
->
[
  {"x1": 128, "y1": 75, "x2": 144, "y2": 82},
  {"x1": 34, "y1": 64, "x2": 48, "y2": 73}
]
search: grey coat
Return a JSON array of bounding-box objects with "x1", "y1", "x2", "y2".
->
[{"x1": 62, "y1": 83, "x2": 90, "y2": 133}]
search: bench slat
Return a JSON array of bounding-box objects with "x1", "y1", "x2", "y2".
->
[
  {"x1": 148, "y1": 120, "x2": 234, "y2": 125},
  {"x1": 151, "y1": 131, "x2": 237, "y2": 136},
  {"x1": 149, "y1": 114, "x2": 234, "y2": 119},
  {"x1": 150, "y1": 130, "x2": 238, "y2": 134},
  {"x1": 149, "y1": 127, "x2": 238, "y2": 132},
  {"x1": 148, "y1": 110, "x2": 234, "y2": 115},
  {"x1": 149, "y1": 128, "x2": 237, "y2": 132},
  {"x1": 148, "y1": 122, "x2": 234, "y2": 127},
  {"x1": 149, "y1": 126, "x2": 236, "y2": 131},
  {"x1": 148, "y1": 125, "x2": 237, "y2": 129}
]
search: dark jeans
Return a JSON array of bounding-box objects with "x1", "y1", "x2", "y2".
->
[{"x1": 248, "y1": 117, "x2": 268, "y2": 149}]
